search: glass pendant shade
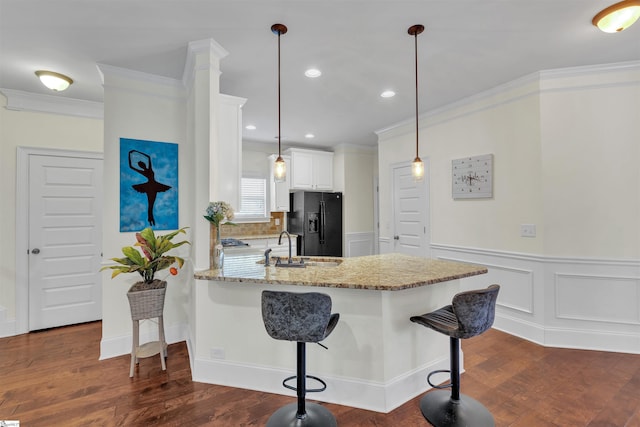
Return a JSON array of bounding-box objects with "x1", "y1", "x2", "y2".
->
[
  {"x1": 274, "y1": 156, "x2": 286, "y2": 182},
  {"x1": 592, "y1": 0, "x2": 640, "y2": 32},
  {"x1": 35, "y1": 70, "x2": 73, "y2": 91},
  {"x1": 412, "y1": 157, "x2": 424, "y2": 181}
]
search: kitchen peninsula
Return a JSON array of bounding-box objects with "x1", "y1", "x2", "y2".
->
[{"x1": 191, "y1": 253, "x2": 487, "y2": 412}]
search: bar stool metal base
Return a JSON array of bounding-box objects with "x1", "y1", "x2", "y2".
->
[
  {"x1": 419, "y1": 390, "x2": 494, "y2": 427},
  {"x1": 266, "y1": 402, "x2": 337, "y2": 427}
]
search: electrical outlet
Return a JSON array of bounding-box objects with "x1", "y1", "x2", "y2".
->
[
  {"x1": 520, "y1": 224, "x2": 536, "y2": 238},
  {"x1": 275, "y1": 218, "x2": 280, "y2": 226},
  {"x1": 210, "y1": 347, "x2": 225, "y2": 360}
]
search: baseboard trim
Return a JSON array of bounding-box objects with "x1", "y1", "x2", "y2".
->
[{"x1": 190, "y1": 353, "x2": 451, "y2": 413}]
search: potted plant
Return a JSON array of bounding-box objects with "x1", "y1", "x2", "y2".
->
[{"x1": 101, "y1": 227, "x2": 190, "y2": 319}]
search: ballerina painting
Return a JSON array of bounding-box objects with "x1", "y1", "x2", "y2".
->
[{"x1": 120, "y1": 138, "x2": 178, "y2": 231}]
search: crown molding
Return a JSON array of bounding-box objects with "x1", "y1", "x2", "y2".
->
[
  {"x1": 0, "y1": 88, "x2": 104, "y2": 119},
  {"x1": 376, "y1": 61, "x2": 640, "y2": 139}
]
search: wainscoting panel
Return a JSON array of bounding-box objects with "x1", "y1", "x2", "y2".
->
[
  {"x1": 346, "y1": 232, "x2": 375, "y2": 257},
  {"x1": 555, "y1": 273, "x2": 640, "y2": 325},
  {"x1": 431, "y1": 244, "x2": 640, "y2": 354}
]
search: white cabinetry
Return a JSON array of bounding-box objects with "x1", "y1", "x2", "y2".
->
[
  {"x1": 268, "y1": 154, "x2": 291, "y2": 212},
  {"x1": 286, "y1": 148, "x2": 333, "y2": 191}
]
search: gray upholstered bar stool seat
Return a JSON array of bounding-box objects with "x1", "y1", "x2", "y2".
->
[
  {"x1": 410, "y1": 284, "x2": 500, "y2": 427},
  {"x1": 262, "y1": 290, "x2": 340, "y2": 427}
]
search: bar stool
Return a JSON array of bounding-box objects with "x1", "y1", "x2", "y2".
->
[
  {"x1": 261, "y1": 290, "x2": 340, "y2": 427},
  {"x1": 410, "y1": 284, "x2": 500, "y2": 427}
]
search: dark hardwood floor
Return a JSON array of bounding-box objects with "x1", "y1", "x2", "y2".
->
[{"x1": 1, "y1": 321, "x2": 639, "y2": 426}]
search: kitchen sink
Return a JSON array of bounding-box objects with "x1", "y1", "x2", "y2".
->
[{"x1": 257, "y1": 257, "x2": 343, "y2": 268}]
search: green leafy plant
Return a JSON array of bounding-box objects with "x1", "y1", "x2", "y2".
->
[{"x1": 101, "y1": 227, "x2": 190, "y2": 283}]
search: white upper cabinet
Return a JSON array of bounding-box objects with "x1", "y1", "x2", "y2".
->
[
  {"x1": 268, "y1": 154, "x2": 291, "y2": 212},
  {"x1": 286, "y1": 148, "x2": 333, "y2": 191}
]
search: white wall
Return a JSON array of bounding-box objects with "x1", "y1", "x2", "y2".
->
[
  {"x1": 378, "y1": 61, "x2": 640, "y2": 353},
  {"x1": 0, "y1": 93, "x2": 103, "y2": 334},
  {"x1": 99, "y1": 65, "x2": 192, "y2": 356}
]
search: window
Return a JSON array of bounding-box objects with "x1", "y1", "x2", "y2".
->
[{"x1": 235, "y1": 177, "x2": 269, "y2": 222}]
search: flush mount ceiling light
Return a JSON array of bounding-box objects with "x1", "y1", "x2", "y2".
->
[
  {"x1": 380, "y1": 90, "x2": 396, "y2": 98},
  {"x1": 305, "y1": 133, "x2": 315, "y2": 139},
  {"x1": 245, "y1": 124, "x2": 257, "y2": 130},
  {"x1": 35, "y1": 70, "x2": 73, "y2": 91},
  {"x1": 592, "y1": 0, "x2": 640, "y2": 32},
  {"x1": 305, "y1": 68, "x2": 322, "y2": 78},
  {"x1": 408, "y1": 24, "x2": 425, "y2": 181},
  {"x1": 272, "y1": 23, "x2": 288, "y2": 183}
]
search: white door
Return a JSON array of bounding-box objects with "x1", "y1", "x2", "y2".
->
[
  {"x1": 28, "y1": 154, "x2": 103, "y2": 330},
  {"x1": 392, "y1": 164, "x2": 429, "y2": 256}
]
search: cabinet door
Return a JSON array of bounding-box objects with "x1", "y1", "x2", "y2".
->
[
  {"x1": 313, "y1": 152, "x2": 333, "y2": 190},
  {"x1": 290, "y1": 151, "x2": 314, "y2": 190},
  {"x1": 269, "y1": 155, "x2": 290, "y2": 212}
]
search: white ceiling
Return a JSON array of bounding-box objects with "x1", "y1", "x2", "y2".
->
[{"x1": 1, "y1": 0, "x2": 639, "y2": 149}]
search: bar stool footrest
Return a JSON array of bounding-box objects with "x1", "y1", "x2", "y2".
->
[
  {"x1": 283, "y1": 375, "x2": 327, "y2": 393},
  {"x1": 427, "y1": 369, "x2": 453, "y2": 389}
]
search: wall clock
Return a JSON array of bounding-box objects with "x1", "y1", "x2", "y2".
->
[{"x1": 452, "y1": 154, "x2": 493, "y2": 199}]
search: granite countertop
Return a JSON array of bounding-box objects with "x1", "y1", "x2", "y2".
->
[{"x1": 194, "y1": 253, "x2": 487, "y2": 291}]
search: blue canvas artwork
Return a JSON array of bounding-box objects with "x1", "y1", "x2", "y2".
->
[{"x1": 120, "y1": 138, "x2": 178, "y2": 232}]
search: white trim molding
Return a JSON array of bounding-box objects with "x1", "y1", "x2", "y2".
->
[
  {"x1": 0, "y1": 88, "x2": 104, "y2": 119},
  {"x1": 345, "y1": 231, "x2": 375, "y2": 257},
  {"x1": 431, "y1": 243, "x2": 640, "y2": 354}
]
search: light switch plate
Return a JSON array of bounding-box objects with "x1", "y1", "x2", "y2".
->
[{"x1": 520, "y1": 224, "x2": 536, "y2": 237}]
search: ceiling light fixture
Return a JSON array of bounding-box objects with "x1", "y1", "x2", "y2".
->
[
  {"x1": 305, "y1": 133, "x2": 315, "y2": 139},
  {"x1": 592, "y1": 0, "x2": 640, "y2": 32},
  {"x1": 272, "y1": 23, "x2": 288, "y2": 183},
  {"x1": 245, "y1": 124, "x2": 256, "y2": 130},
  {"x1": 408, "y1": 24, "x2": 425, "y2": 181},
  {"x1": 35, "y1": 70, "x2": 73, "y2": 91},
  {"x1": 305, "y1": 68, "x2": 322, "y2": 78},
  {"x1": 380, "y1": 90, "x2": 396, "y2": 98}
]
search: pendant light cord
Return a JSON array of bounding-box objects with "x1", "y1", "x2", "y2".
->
[
  {"x1": 277, "y1": 29, "x2": 282, "y2": 158},
  {"x1": 414, "y1": 31, "x2": 419, "y2": 159}
]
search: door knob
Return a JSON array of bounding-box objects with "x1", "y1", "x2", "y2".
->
[
  {"x1": 31, "y1": 248, "x2": 40, "y2": 254},
  {"x1": 393, "y1": 235, "x2": 399, "y2": 240}
]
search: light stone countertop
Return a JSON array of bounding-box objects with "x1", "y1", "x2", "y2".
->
[{"x1": 194, "y1": 253, "x2": 487, "y2": 291}]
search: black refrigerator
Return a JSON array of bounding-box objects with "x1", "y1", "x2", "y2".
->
[{"x1": 288, "y1": 192, "x2": 343, "y2": 257}]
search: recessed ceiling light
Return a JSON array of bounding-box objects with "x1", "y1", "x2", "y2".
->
[
  {"x1": 305, "y1": 133, "x2": 315, "y2": 139},
  {"x1": 380, "y1": 90, "x2": 396, "y2": 98},
  {"x1": 245, "y1": 124, "x2": 256, "y2": 130},
  {"x1": 305, "y1": 68, "x2": 322, "y2": 78}
]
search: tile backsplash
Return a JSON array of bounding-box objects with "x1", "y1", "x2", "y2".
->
[{"x1": 221, "y1": 212, "x2": 285, "y2": 237}]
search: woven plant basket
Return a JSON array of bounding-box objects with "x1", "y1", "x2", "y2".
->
[{"x1": 127, "y1": 280, "x2": 167, "y2": 321}]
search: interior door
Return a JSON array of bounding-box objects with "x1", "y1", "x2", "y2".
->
[
  {"x1": 28, "y1": 153, "x2": 103, "y2": 330},
  {"x1": 392, "y1": 164, "x2": 429, "y2": 257}
]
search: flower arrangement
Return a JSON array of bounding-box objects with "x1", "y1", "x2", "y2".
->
[
  {"x1": 204, "y1": 201, "x2": 236, "y2": 227},
  {"x1": 101, "y1": 227, "x2": 190, "y2": 284}
]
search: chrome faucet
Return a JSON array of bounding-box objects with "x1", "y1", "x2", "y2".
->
[{"x1": 278, "y1": 230, "x2": 293, "y2": 264}]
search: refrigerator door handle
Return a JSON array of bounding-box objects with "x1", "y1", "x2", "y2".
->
[{"x1": 319, "y1": 200, "x2": 326, "y2": 244}]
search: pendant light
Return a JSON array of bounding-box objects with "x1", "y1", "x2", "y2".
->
[
  {"x1": 592, "y1": 0, "x2": 640, "y2": 32},
  {"x1": 408, "y1": 25, "x2": 425, "y2": 181},
  {"x1": 272, "y1": 23, "x2": 288, "y2": 183}
]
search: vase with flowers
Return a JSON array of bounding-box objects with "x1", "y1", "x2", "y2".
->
[{"x1": 204, "y1": 201, "x2": 236, "y2": 269}]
